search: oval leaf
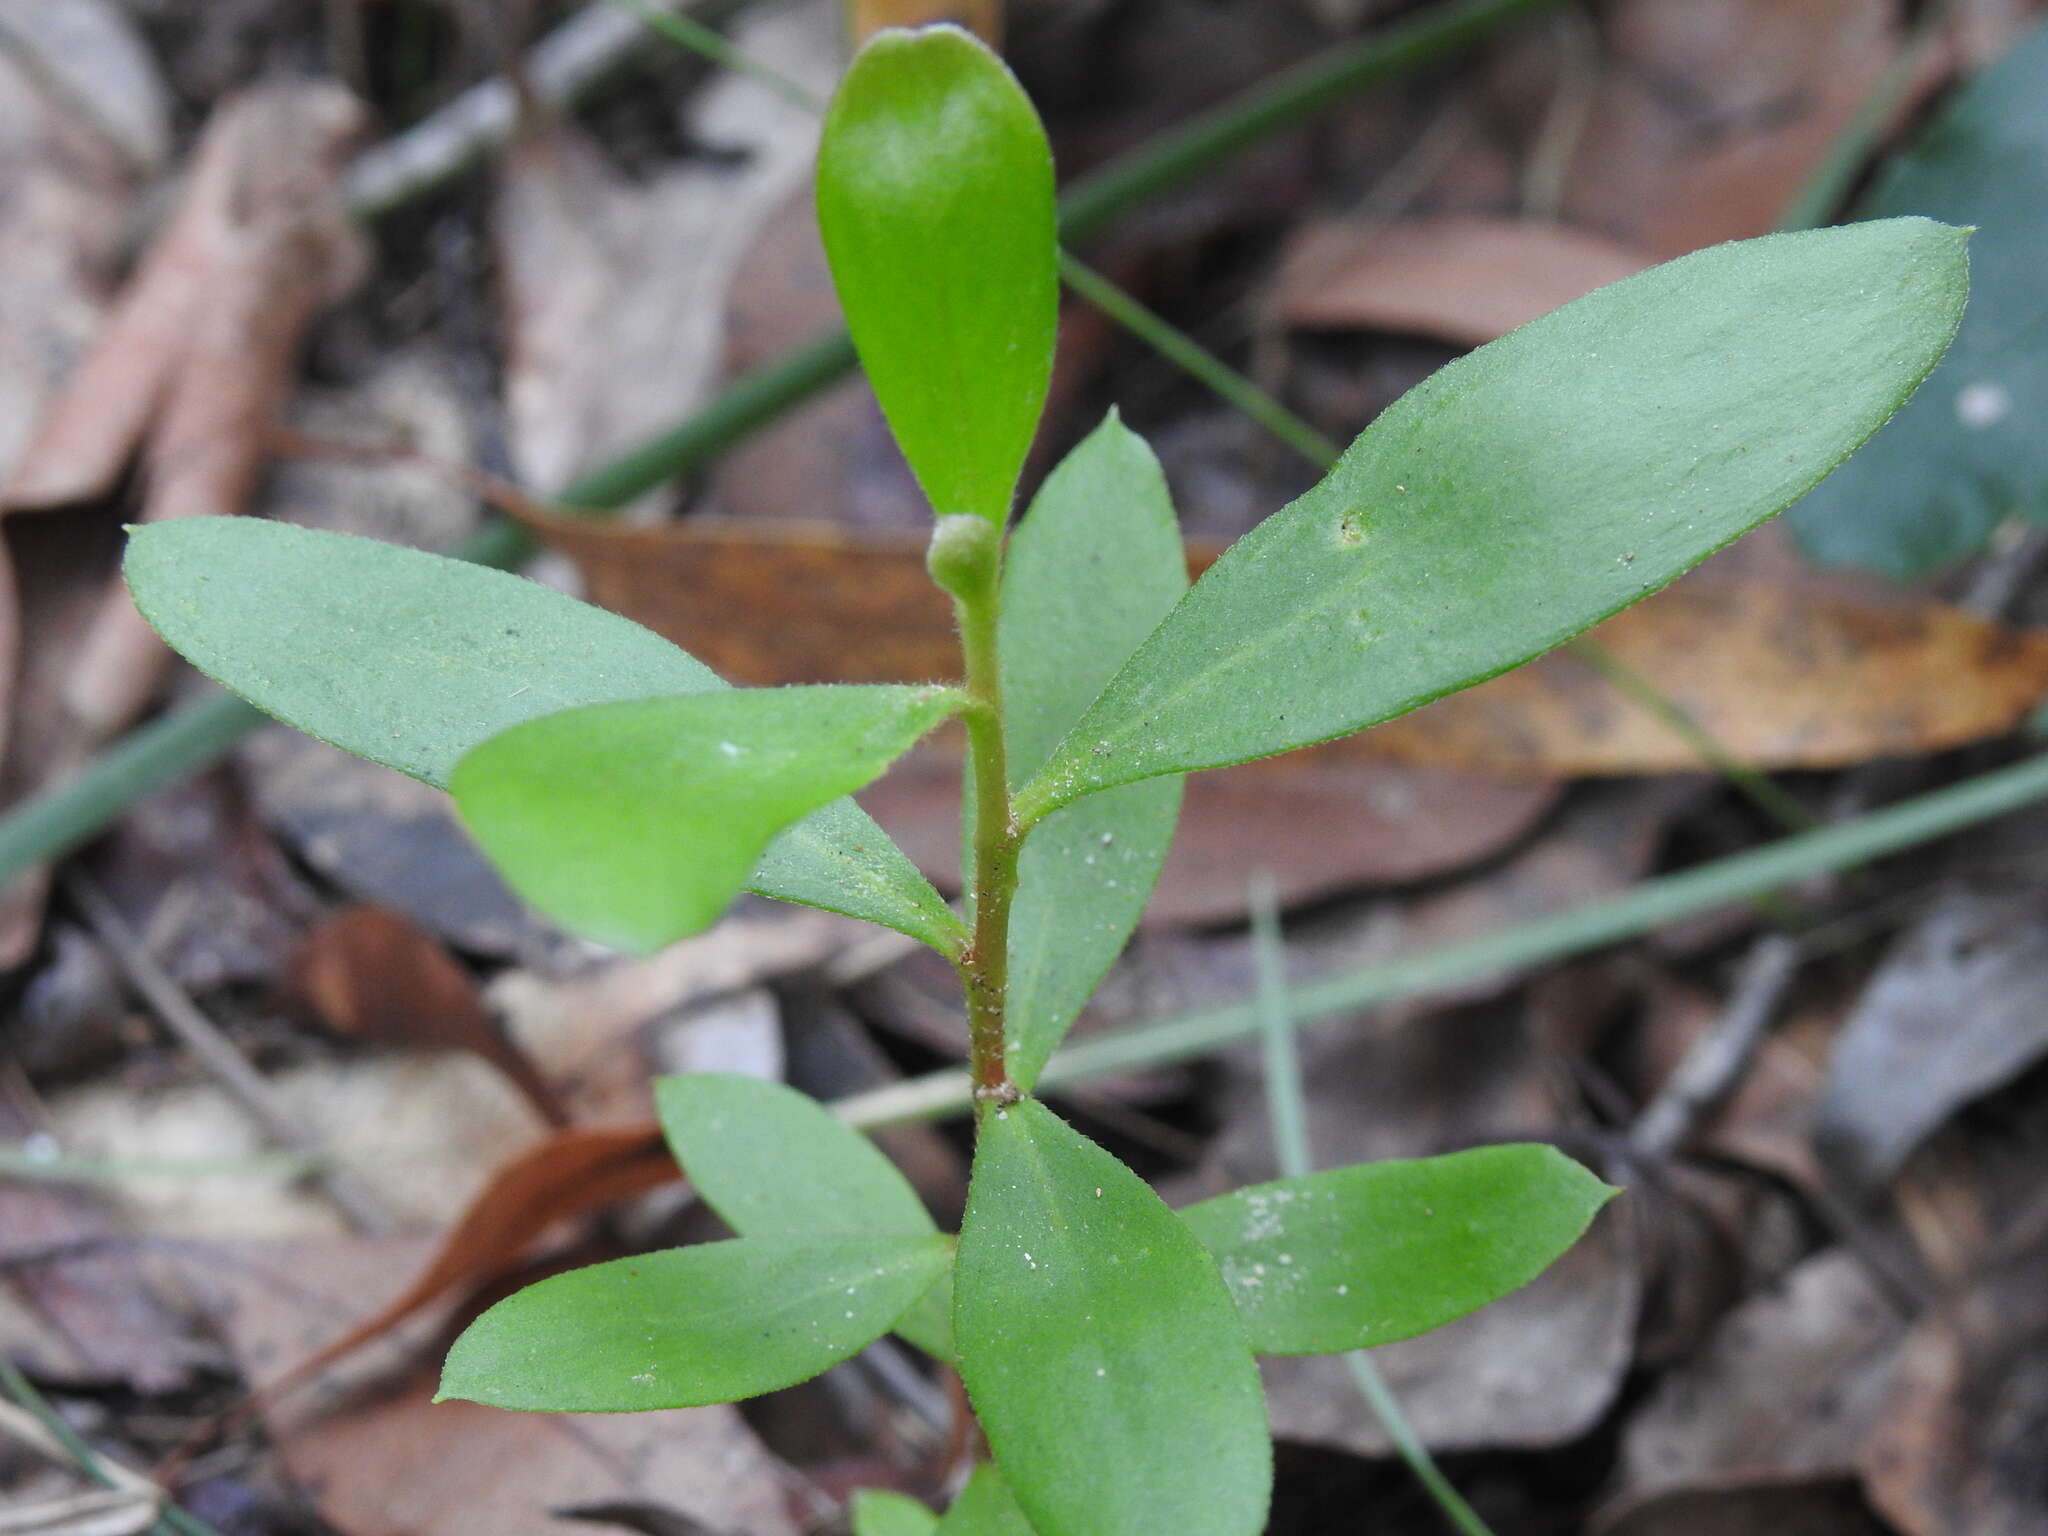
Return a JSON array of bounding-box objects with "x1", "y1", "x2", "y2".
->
[
  {"x1": 999, "y1": 413, "x2": 1189, "y2": 1087},
  {"x1": 656, "y1": 1072, "x2": 954, "y2": 1359},
  {"x1": 936, "y1": 1465, "x2": 1034, "y2": 1535},
  {"x1": 817, "y1": 25, "x2": 1056, "y2": 523},
  {"x1": 452, "y1": 684, "x2": 962, "y2": 952},
  {"x1": 1179, "y1": 1144, "x2": 1617, "y2": 1355},
  {"x1": 123, "y1": 519, "x2": 965, "y2": 953},
  {"x1": 1016, "y1": 219, "x2": 1969, "y2": 818},
  {"x1": 438, "y1": 1233, "x2": 951, "y2": 1411},
  {"x1": 1790, "y1": 25, "x2": 2048, "y2": 577},
  {"x1": 657, "y1": 1074, "x2": 938, "y2": 1235},
  {"x1": 852, "y1": 1490, "x2": 940, "y2": 1536},
  {"x1": 954, "y1": 1099, "x2": 1270, "y2": 1536}
]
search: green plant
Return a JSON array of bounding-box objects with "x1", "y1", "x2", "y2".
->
[{"x1": 121, "y1": 24, "x2": 1967, "y2": 1536}]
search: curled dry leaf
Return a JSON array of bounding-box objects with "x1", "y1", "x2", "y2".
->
[
  {"x1": 288, "y1": 906, "x2": 569, "y2": 1127},
  {"x1": 0, "y1": 81, "x2": 367, "y2": 957},
  {"x1": 1271, "y1": 216, "x2": 1654, "y2": 347},
  {"x1": 247, "y1": 1124, "x2": 677, "y2": 1401}
]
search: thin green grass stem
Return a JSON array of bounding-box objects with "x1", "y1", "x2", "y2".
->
[
  {"x1": 1250, "y1": 874, "x2": 1315, "y2": 1180},
  {"x1": 1249, "y1": 877, "x2": 1498, "y2": 1536},
  {"x1": 1054, "y1": 0, "x2": 1563, "y2": 241},
  {"x1": 1058, "y1": 253, "x2": 1343, "y2": 466},
  {"x1": 605, "y1": 0, "x2": 825, "y2": 110},
  {"x1": 1342, "y1": 1353, "x2": 1496, "y2": 1536},
  {"x1": 0, "y1": 1357, "x2": 225, "y2": 1536},
  {"x1": 1774, "y1": 0, "x2": 1969, "y2": 233}
]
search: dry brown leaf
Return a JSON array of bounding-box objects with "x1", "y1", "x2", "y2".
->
[
  {"x1": 526, "y1": 507, "x2": 2048, "y2": 776},
  {"x1": 188, "y1": 1233, "x2": 796, "y2": 1536},
  {"x1": 1600, "y1": 1249, "x2": 1906, "y2": 1527},
  {"x1": 2, "y1": 81, "x2": 366, "y2": 515},
  {"x1": 863, "y1": 741, "x2": 1562, "y2": 924},
  {"x1": 1860, "y1": 1236, "x2": 2048, "y2": 1536},
  {"x1": 848, "y1": 0, "x2": 1002, "y2": 45},
  {"x1": 288, "y1": 906, "x2": 569, "y2": 1128},
  {"x1": 1271, "y1": 216, "x2": 1654, "y2": 345},
  {"x1": 251, "y1": 1124, "x2": 676, "y2": 1401},
  {"x1": 0, "y1": 83, "x2": 366, "y2": 959},
  {"x1": 1565, "y1": 0, "x2": 1903, "y2": 256}
]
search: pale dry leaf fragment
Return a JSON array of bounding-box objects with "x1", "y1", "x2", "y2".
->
[
  {"x1": 1271, "y1": 216, "x2": 1655, "y2": 346},
  {"x1": 1598, "y1": 1249, "x2": 1906, "y2": 1527},
  {"x1": 0, "y1": 0, "x2": 169, "y2": 176},
  {"x1": 497, "y1": 1, "x2": 839, "y2": 499},
  {"x1": 1814, "y1": 882, "x2": 2048, "y2": 1200}
]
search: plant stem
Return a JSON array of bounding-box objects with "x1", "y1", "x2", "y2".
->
[
  {"x1": 837, "y1": 747, "x2": 2048, "y2": 1130},
  {"x1": 944, "y1": 531, "x2": 1021, "y2": 1106}
]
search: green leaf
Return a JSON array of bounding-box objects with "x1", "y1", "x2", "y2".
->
[
  {"x1": 852, "y1": 1490, "x2": 941, "y2": 1536},
  {"x1": 936, "y1": 1465, "x2": 1034, "y2": 1535},
  {"x1": 1790, "y1": 26, "x2": 2048, "y2": 577},
  {"x1": 1179, "y1": 1145, "x2": 1618, "y2": 1355},
  {"x1": 123, "y1": 519, "x2": 965, "y2": 953},
  {"x1": 1015, "y1": 219, "x2": 1969, "y2": 819},
  {"x1": 954, "y1": 1099, "x2": 1269, "y2": 1536},
  {"x1": 999, "y1": 413, "x2": 1188, "y2": 1088},
  {"x1": 816, "y1": 25, "x2": 1056, "y2": 523},
  {"x1": 452, "y1": 685, "x2": 962, "y2": 952},
  {"x1": 438, "y1": 1233, "x2": 951, "y2": 1411},
  {"x1": 654, "y1": 1072, "x2": 955, "y2": 1360},
  {"x1": 657, "y1": 1074, "x2": 938, "y2": 1235}
]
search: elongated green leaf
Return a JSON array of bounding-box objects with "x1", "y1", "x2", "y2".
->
[
  {"x1": 1179, "y1": 1145, "x2": 1617, "y2": 1355},
  {"x1": 657, "y1": 1074, "x2": 938, "y2": 1235},
  {"x1": 438, "y1": 1233, "x2": 951, "y2": 1411},
  {"x1": 655, "y1": 1073, "x2": 955, "y2": 1360},
  {"x1": 452, "y1": 685, "x2": 962, "y2": 952},
  {"x1": 123, "y1": 519, "x2": 965, "y2": 952},
  {"x1": 1016, "y1": 219, "x2": 1969, "y2": 819},
  {"x1": 936, "y1": 1465, "x2": 1034, "y2": 1535},
  {"x1": 955, "y1": 1099, "x2": 1269, "y2": 1536},
  {"x1": 817, "y1": 25, "x2": 1056, "y2": 523},
  {"x1": 1791, "y1": 25, "x2": 2048, "y2": 577},
  {"x1": 1000, "y1": 414, "x2": 1188, "y2": 1088},
  {"x1": 852, "y1": 1491, "x2": 940, "y2": 1536}
]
